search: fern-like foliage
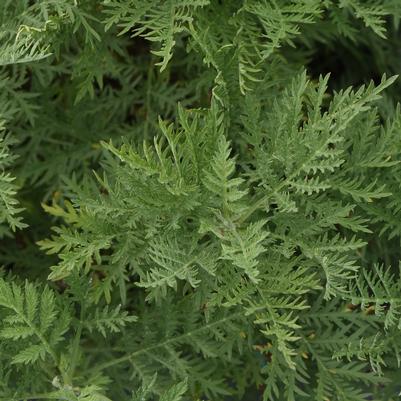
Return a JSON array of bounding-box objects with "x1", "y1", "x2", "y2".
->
[
  {"x1": 36, "y1": 69, "x2": 401, "y2": 399},
  {"x1": 2, "y1": 1, "x2": 401, "y2": 401},
  {"x1": 103, "y1": 0, "x2": 210, "y2": 71},
  {"x1": 0, "y1": 134, "x2": 25, "y2": 235},
  {"x1": 84, "y1": 305, "x2": 137, "y2": 337},
  {"x1": 0, "y1": 278, "x2": 69, "y2": 365}
]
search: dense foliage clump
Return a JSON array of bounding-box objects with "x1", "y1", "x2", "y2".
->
[{"x1": 2, "y1": 1, "x2": 401, "y2": 400}]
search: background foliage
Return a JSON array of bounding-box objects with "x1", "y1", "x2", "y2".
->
[{"x1": 1, "y1": 1, "x2": 401, "y2": 400}]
